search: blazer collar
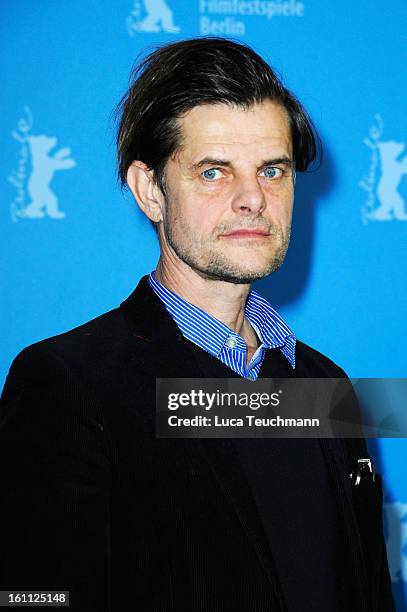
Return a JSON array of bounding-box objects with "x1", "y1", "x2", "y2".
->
[
  {"x1": 119, "y1": 275, "x2": 201, "y2": 377},
  {"x1": 120, "y1": 274, "x2": 179, "y2": 343}
]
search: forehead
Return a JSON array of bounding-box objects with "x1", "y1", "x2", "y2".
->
[{"x1": 176, "y1": 100, "x2": 292, "y2": 162}]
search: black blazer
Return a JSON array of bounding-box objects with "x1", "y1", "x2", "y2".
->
[{"x1": 0, "y1": 276, "x2": 395, "y2": 611}]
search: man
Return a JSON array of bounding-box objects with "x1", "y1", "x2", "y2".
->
[{"x1": 0, "y1": 38, "x2": 394, "y2": 611}]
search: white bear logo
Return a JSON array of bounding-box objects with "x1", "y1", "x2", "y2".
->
[
  {"x1": 9, "y1": 108, "x2": 76, "y2": 221},
  {"x1": 17, "y1": 135, "x2": 76, "y2": 219},
  {"x1": 360, "y1": 115, "x2": 407, "y2": 222},
  {"x1": 370, "y1": 141, "x2": 407, "y2": 221},
  {"x1": 127, "y1": 0, "x2": 180, "y2": 35},
  {"x1": 384, "y1": 501, "x2": 407, "y2": 582}
]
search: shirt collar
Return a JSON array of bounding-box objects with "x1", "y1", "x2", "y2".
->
[
  {"x1": 245, "y1": 290, "x2": 296, "y2": 367},
  {"x1": 148, "y1": 271, "x2": 296, "y2": 368}
]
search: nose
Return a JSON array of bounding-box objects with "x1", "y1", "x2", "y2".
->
[{"x1": 230, "y1": 176, "x2": 266, "y2": 215}]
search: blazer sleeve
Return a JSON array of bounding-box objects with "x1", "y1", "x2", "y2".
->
[{"x1": 0, "y1": 345, "x2": 112, "y2": 611}]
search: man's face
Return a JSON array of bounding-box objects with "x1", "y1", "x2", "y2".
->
[{"x1": 158, "y1": 100, "x2": 295, "y2": 284}]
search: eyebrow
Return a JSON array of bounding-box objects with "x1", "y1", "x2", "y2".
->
[{"x1": 190, "y1": 156, "x2": 294, "y2": 171}]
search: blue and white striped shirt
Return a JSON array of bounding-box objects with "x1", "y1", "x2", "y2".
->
[{"x1": 148, "y1": 271, "x2": 296, "y2": 380}]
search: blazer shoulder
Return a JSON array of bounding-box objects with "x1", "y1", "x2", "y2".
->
[
  {"x1": 295, "y1": 339, "x2": 349, "y2": 378},
  {"x1": 1, "y1": 306, "x2": 129, "y2": 398}
]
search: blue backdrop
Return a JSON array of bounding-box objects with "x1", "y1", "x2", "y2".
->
[{"x1": 1, "y1": 1, "x2": 406, "y2": 607}]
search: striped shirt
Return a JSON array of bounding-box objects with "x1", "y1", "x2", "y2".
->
[{"x1": 148, "y1": 271, "x2": 296, "y2": 380}]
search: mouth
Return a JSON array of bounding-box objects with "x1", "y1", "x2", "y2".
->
[{"x1": 220, "y1": 229, "x2": 270, "y2": 239}]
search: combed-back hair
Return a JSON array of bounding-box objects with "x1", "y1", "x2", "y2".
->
[{"x1": 116, "y1": 37, "x2": 321, "y2": 194}]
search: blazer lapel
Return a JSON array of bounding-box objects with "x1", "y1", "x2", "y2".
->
[
  {"x1": 120, "y1": 275, "x2": 207, "y2": 378},
  {"x1": 197, "y1": 437, "x2": 288, "y2": 609}
]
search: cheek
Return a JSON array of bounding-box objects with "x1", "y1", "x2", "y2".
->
[
  {"x1": 266, "y1": 189, "x2": 293, "y2": 222},
  {"x1": 170, "y1": 190, "x2": 221, "y2": 235}
]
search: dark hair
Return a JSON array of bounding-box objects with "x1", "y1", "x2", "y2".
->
[{"x1": 116, "y1": 36, "x2": 320, "y2": 195}]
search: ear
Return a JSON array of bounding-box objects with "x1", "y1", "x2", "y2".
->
[{"x1": 126, "y1": 161, "x2": 164, "y2": 223}]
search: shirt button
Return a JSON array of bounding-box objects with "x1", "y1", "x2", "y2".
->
[{"x1": 225, "y1": 336, "x2": 237, "y2": 348}]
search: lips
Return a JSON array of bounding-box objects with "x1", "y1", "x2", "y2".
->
[{"x1": 220, "y1": 229, "x2": 270, "y2": 237}]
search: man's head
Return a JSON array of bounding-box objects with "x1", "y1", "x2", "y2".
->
[{"x1": 117, "y1": 37, "x2": 319, "y2": 284}]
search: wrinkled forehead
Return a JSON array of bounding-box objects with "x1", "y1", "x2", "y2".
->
[{"x1": 174, "y1": 100, "x2": 293, "y2": 164}]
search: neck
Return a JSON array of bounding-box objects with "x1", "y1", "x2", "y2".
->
[{"x1": 155, "y1": 257, "x2": 256, "y2": 344}]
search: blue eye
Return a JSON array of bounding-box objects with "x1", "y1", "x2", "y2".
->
[
  {"x1": 261, "y1": 166, "x2": 283, "y2": 179},
  {"x1": 202, "y1": 168, "x2": 222, "y2": 181}
]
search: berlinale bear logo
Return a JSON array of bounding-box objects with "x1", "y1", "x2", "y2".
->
[
  {"x1": 360, "y1": 114, "x2": 407, "y2": 223},
  {"x1": 384, "y1": 501, "x2": 407, "y2": 583},
  {"x1": 8, "y1": 107, "x2": 76, "y2": 221},
  {"x1": 126, "y1": 0, "x2": 180, "y2": 35}
]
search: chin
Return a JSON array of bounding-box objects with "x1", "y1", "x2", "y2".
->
[{"x1": 205, "y1": 265, "x2": 273, "y2": 284}]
